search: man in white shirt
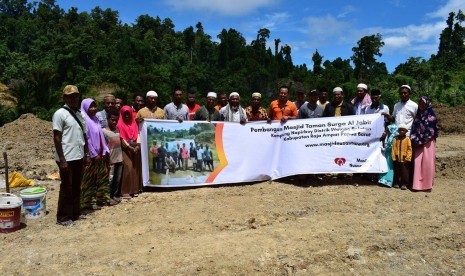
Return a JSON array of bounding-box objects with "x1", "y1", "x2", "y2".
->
[
  {"x1": 220, "y1": 92, "x2": 247, "y2": 124},
  {"x1": 388, "y1": 85, "x2": 418, "y2": 135},
  {"x1": 96, "y1": 94, "x2": 116, "y2": 128},
  {"x1": 365, "y1": 89, "x2": 390, "y2": 120},
  {"x1": 351, "y1": 83, "x2": 372, "y2": 115},
  {"x1": 53, "y1": 85, "x2": 90, "y2": 226},
  {"x1": 316, "y1": 87, "x2": 330, "y2": 109},
  {"x1": 164, "y1": 87, "x2": 189, "y2": 122}
]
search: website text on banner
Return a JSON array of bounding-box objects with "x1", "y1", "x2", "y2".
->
[{"x1": 140, "y1": 114, "x2": 387, "y2": 187}]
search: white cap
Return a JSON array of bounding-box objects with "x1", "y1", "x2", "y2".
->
[
  {"x1": 398, "y1": 124, "x2": 408, "y2": 130},
  {"x1": 357, "y1": 83, "x2": 368, "y2": 90},
  {"x1": 146, "y1": 90, "x2": 158, "y2": 97},
  {"x1": 207, "y1": 92, "x2": 217, "y2": 98},
  {"x1": 333, "y1": 87, "x2": 343, "y2": 93},
  {"x1": 229, "y1": 92, "x2": 240, "y2": 98},
  {"x1": 400, "y1": 85, "x2": 411, "y2": 91}
]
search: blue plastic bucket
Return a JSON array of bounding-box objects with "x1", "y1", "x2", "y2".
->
[{"x1": 20, "y1": 187, "x2": 47, "y2": 219}]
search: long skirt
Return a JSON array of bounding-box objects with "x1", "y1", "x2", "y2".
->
[
  {"x1": 378, "y1": 145, "x2": 394, "y2": 187},
  {"x1": 81, "y1": 157, "x2": 110, "y2": 209},
  {"x1": 412, "y1": 140, "x2": 436, "y2": 191},
  {"x1": 121, "y1": 147, "x2": 141, "y2": 196}
]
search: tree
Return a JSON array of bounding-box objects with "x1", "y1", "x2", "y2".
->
[
  {"x1": 0, "y1": 0, "x2": 30, "y2": 19},
  {"x1": 312, "y1": 49, "x2": 323, "y2": 75},
  {"x1": 274, "y1": 38, "x2": 280, "y2": 56},
  {"x1": 183, "y1": 26, "x2": 195, "y2": 63},
  {"x1": 351, "y1": 33, "x2": 385, "y2": 83},
  {"x1": 252, "y1": 28, "x2": 270, "y2": 49},
  {"x1": 437, "y1": 12, "x2": 455, "y2": 58}
]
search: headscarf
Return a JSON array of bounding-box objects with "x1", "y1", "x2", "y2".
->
[
  {"x1": 117, "y1": 105, "x2": 139, "y2": 142},
  {"x1": 410, "y1": 96, "x2": 438, "y2": 145},
  {"x1": 385, "y1": 124, "x2": 398, "y2": 149},
  {"x1": 81, "y1": 98, "x2": 109, "y2": 158},
  {"x1": 351, "y1": 92, "x2": 372, "y2": 112}
]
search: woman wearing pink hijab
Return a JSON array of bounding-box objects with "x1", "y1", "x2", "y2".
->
[
  {"x1": 117, "y1": 105, "x2": 141, "y2": 199},
  {"x1": 81, "y1": 98, "x2": 111, "y2": 210}
]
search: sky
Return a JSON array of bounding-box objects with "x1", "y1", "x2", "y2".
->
[{"x1": 54, "y1": 0, "x2": 465, "y2": 72}]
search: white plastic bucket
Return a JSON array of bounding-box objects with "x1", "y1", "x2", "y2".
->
[
  {"x1": 0, "y1": 193, "x2": 23, "y2": 233},
  {"x1": 19, "y1": 187, "x2": 47, "y2": 219}
]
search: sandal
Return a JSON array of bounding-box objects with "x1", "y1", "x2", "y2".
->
[
  {"x1": 110, "y1": 198, "x2": 120, "y2": 206},
  {"x1": 112, "y1": 197, "x2": 122, "y2": 203},
  {"x1": 121, "y1": 194, "x2": 132, "y2": 200},
  {"x1": 72, "y1": 214, "x2": 87, "y2": 220},
  {"x1": 57, "y1": 220, "x2": 75, "y2": 226}
]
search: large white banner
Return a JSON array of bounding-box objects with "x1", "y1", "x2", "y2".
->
[{"x1": 140, "y1": 114, "x2": 387, "y2": 187}]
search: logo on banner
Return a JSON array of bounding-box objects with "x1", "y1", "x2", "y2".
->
[{"x1": 334, "y1": 158, "x2": 346, "y2": 166}]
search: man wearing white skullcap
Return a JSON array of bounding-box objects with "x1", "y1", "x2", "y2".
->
[
  {"x1": 146, "y1": 90, "x2": 157, "y2": 97},
  {"x1": 193, "y1": 92, "x2": 221, "y2": 121},
  {"x1": 136, "y1": 90, "x2": 166, "y2": 120},
  {"x1": 388, "y1": 85, "x2": 418, "y2": 136},
  {"x1": 219, "y1": 92, "x2": 247, "y2": 124},
  {"x1": 322, "y1": 87, "x2": 354, "y2": 117},
  {"x1": 351, "y1": 83, "x2": 372, "y2": 115}
]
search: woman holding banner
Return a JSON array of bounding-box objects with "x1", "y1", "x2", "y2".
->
[{"x1": 117, "y1": 105, "x2": 141, "y2": 199}]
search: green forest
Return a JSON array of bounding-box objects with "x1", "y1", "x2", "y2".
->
[{"x1": 1, "y1": 0, "x2": 465, "y2": 126}]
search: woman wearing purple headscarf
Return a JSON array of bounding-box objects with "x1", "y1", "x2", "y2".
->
[
  {"x1": 410, "y1": 96, "x2": 438, "y2": 192},
  {"x1": 81, "y1": 98, "x2": 111, "y2": 209}
]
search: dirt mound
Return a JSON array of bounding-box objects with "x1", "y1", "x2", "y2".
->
[
  {"x1": 431, "y1": 105, "x2": 465, "y2": 179},
  {"x1": 0, "y1": 113, "x2": 55, "y2": 180},
  {"x1": 435, "y1": 104, "x2": 465, "y2": 134},
  {"x1": 0, "y1": 82, "x2": 16, "y2": 106},
  {"x1": 435, "y1": 135, "x2": 465, "y2": 180}
]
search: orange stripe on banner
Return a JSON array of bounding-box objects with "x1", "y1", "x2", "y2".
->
[{"x1": 206, "y1": 123, "x2": 228, "y2": 183}]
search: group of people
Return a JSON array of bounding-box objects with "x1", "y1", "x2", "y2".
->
[
  {"x1": 150, "y1": 141, "x2": 214, "y2": 174},
  {"x1": 53, "y1": 86, "x2": 141, "y2": 226},
  {"x1": 52, "y1": 83, "x2": 438, "y2": 226},
  {"x1": 208, "y1": 84, "x2": 437, "y2": 193}
]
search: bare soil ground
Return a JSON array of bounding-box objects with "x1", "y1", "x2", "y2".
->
[{"x1": 1, "y1": 106, "x2": 464, "y2": 275}]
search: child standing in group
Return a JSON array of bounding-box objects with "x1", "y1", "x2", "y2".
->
[
  {"x1": 391, "y1": 124, "x2": 412, "y2": 190},
  {"x1": 103, "y1": 109, "x2": 123, "y2": 205},
  {"x1": 379, "y1": 123, "x2": 398, "y2": 187}
]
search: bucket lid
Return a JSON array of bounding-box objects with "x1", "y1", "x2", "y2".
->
[
  {"x1": 0, "y1": 193, "x2": 23, "y2": 208},
  {"x1": 20, "y1": 187, "x2": 47, "y2": 195}
]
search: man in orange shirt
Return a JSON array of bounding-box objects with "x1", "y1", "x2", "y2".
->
[
  {"x1": 186, "y1": 91, "x2": 201, "y2": 120},
  {"x1": 268, "y1": 85, "x2": 298, "y2": 123},
  {"x1": 214, "y1": 92, "x2": 228, "y2": 111}
]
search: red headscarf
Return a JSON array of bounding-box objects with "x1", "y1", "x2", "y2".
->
[{"x1": 117, "y1": 105, "x2": 139, "y2": 142}]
